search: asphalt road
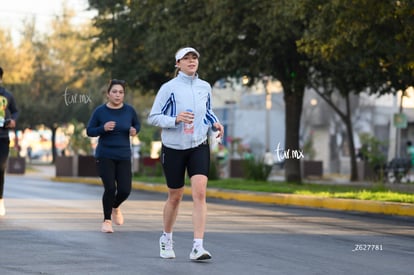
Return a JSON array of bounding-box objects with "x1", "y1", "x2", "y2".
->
[{"x1": 0, "y1": 174, "x2": 413, "y2": 275}]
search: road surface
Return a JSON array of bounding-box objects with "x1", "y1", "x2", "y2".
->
[{"x1": 0, "y1": 174, "x2": 413, "y2": 274}]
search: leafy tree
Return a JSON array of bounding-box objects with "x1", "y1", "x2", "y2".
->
[
  {"x1": 13, "y1": 7, "x2": 106, "y2": 162},
  {"x1": 0, "y1": 22, "x2": 35, "y2": 85},
  {"x1": 87, "y1": 0, "x2": 313, "y2": 182},
  {"x1": 297, "y1": 0, "x2": 414, "y2": 181},
  {"x1": 87, "y1": 0, "x2": 413, "y2": 183},
  {"x1": 88, "y1": 0, "x2": 168, "y2": 91}
]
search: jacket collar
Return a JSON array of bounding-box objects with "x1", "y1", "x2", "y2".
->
[{"x1": 177, "y1": 71, "x2": 198, "y2": 84}]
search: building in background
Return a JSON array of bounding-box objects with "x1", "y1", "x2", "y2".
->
[{"x1": 212, "y1": 77, "x2": 414, "y2": 176}]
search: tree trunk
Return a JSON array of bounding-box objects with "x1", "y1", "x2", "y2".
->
[
  {"x1": 312, "y1": 88, "x2": 360, "y2": 181},
  {"x1": 284, "y1": 87, "x2": 304, "y2": 183},
  {"x1": 46, "y1": 124, "x2": 58, "y2": 164},
  {"x1": 51, "y1": 126, "x2": 58, "y2": 164},
  {"x1": 344, "y1": 96, "x2": 358, "y2": 181}
]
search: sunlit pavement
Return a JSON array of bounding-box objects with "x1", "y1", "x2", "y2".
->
[
  {"x1": 24, "y1": 164, "x2": 414, "y2": 217},
  {"x1": 2, "y1": 173, "x2": 413, "y2": 275}
]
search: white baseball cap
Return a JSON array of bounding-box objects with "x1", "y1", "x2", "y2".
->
[{"x1": 175, "y1": 47, "x2": 200, "y2": 62}]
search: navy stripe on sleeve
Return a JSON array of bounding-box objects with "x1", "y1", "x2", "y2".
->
[
  {"x1": 161, "y1": 93, "x2": 177, "y2": 117},
  {"x1": 205, "y1": 94, "x2": 217, "y2": 124}
]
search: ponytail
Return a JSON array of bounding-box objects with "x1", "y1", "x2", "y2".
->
[{"x1": 174, "y1": 67, "x2": 180, "y2": 77}]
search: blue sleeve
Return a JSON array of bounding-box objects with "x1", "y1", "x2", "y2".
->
[
  {"x1": 130, "y1": 106, "x2": 141, "y2": 133},
  {"x1": 86, "y1": 107, "x2": 105, "y2": 137}
]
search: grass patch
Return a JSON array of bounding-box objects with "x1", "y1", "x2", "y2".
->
[{"x1": 133, "y1": 176, "x2": 414, "y2": 203}]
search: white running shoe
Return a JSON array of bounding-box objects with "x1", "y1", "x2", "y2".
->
[
  {"x1": 189, "y1": 246, "x2": 212, "y2": 261},
  {"x1": 159, "y1": 235, "x2": 175, "y2": 259},
  {"x1": 111, "y1": 208, "x2": 124, "y2": 225},
  {"x1": 101, "y1": 220, "x2": 114, "y2": 233},
  {"x1": 0, "y1": 199, "x2": 5, "y2": 216}
]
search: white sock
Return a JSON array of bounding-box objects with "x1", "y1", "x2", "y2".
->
[
  {"x1": 193, "y1": 238, "x2": 203, "y2": 249},
  {"x1": 163, "y1": 232, "x2": 173, "y2": 240}
]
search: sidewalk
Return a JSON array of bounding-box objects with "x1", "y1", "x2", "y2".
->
[{"x1": 25, "y1": 164, "x2": 414, "y2": 217}]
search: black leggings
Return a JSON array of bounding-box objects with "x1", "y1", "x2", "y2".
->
[
  {"x1": 0, "y1": 138, "x2": 10, "y2": 199},
  {"x1": 96, "y1": 158, "x2": 132, "y2": 220}
]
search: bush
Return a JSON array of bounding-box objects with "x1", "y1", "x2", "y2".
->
[
  {"x1": 359, "y1": 133, "x2": 387, "y2": 181},
  {"x1": 209, "y1": 157, "x2": 220, "y2": 180},
  {"x1": 137, "y1": 160, "x2": 163, "y2": 177},
  {"x1": 243, "y1": 158, "x2": 272, "y2": 181}
]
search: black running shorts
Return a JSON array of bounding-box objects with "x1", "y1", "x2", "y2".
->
[{"x1": 161, "y1": 142, "x2": 210, "y2": 189}]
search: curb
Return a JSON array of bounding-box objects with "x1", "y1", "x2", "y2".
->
[{"x1": 52, "y1": 177, "x2": 414, "y2": 217}]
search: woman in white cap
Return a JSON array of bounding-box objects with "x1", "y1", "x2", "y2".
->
[{"x1": 148, "y1": 47, "x2": 224, "y2": 261}]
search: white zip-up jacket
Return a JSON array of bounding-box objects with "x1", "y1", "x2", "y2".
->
[{"x1": 148, "y1": 71, "x2": 219, "y2": 150}]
